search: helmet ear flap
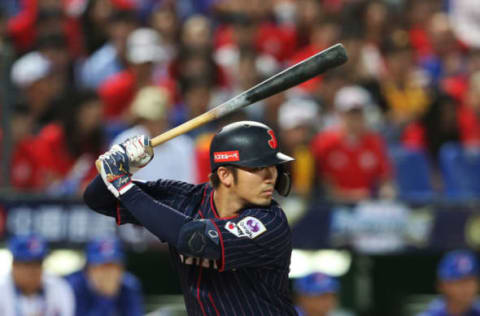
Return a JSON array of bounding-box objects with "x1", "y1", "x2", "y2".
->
[{"x1": 275, "y1": 165, "x2": 292, "y2": 197}]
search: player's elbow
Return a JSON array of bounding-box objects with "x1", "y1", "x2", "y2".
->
[{"x1": 176, "y1": 220, "x2": 221, "y2": 260}]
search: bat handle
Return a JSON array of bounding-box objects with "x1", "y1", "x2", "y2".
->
[
  {"x1": 150, "y1": 111, "x2": 217, "y2": 147},
  {"x1": 94, "y1": 111, "x2": 217, "y2": 173},
  {"x1": 95, "y1": 158, "x2": 103, "y2": 173}
]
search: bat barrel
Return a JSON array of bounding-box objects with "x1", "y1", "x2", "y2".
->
[{"x1": 244, "y1": 43, "x2": 347, "y2": 104}]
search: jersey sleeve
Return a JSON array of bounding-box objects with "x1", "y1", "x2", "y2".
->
[
  {"x1": 83, "y1": 176, "x2": 202, "y2": 225},
  {"x1": 209, "y1": 206, "x2": 292, "y2": 272}
]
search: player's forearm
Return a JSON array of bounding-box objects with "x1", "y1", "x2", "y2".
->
[
  {"x1": 119, "y1": 185, "x2": 188, "y2": 244},
  {"x1": 83, "y1": 175, "x2": 118, "y2": 217},
  {"x1": 119, "y1": 185, "x2": 221, "y2": 259}
]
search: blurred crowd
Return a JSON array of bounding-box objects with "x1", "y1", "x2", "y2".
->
[{"x1": 2, "y1": 0, "x2": 480, "y2": 204}]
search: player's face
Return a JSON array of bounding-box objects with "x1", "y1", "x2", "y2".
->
[
  {"x1": 298, "y1": 293, "x2": 337, "y2": 316},
  {"x1": 12, "y1": 261, "x2": 43, "y2": 295},
  {"x1": 233, "y1": 165, "x2": 278, "y2": 206},
  {"x1": 440, "y1": 277, "x2": 478, "y2": 309},
  {"x1": 87, "y1": 262, "x2": 124, "y2": 297}
]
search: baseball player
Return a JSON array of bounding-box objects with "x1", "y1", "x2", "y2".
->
[
  {"x1": 83, "y1": 121, "x2": 298, "y2": 315},
  {"x1": 418, "y1": 250, "x2": 480, "y2": 316}
]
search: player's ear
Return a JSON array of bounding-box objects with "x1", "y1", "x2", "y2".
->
[{"x1": 217, "y1": 166, "x2": 234, "y2": 187}]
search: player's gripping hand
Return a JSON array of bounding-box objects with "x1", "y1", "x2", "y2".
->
[
  {"x1": 98, "y1": 146, "x2": 134, "y2": 198},
  {"x1": 119, "y1": 135, "x2": 154, "y2": 174}
]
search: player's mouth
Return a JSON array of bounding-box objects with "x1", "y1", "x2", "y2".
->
[{"x1": 262, "y1": 189, "x2": 274, "y2": 197}]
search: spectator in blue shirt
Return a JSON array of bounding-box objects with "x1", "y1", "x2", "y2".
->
[
  {"x1": 419, "y1": 250, "x2": 480, "y2": 316},
  {"x1": 65, "y1": 237, "x2": 144, "y2": 316}
]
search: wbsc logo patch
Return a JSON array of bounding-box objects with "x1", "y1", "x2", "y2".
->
[{"x1": 214, "y1": 151, "x2": 240, "y2": 163}]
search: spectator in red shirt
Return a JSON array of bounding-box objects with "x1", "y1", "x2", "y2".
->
[
  {"x1": 311, "y1": 85, "x2": 395, "y2": 203},
  {"x1": 31, "y1": 90, "x2": 104, "y2": 196},
  {"x1": 99, "y1": 27, "x2": 168, "y2": 122}
]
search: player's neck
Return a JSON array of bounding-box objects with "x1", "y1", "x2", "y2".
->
[{"x1": 213, "y1": 188, "x2": 244, "y2": 218}]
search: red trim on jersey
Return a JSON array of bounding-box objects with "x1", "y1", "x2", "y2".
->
[
  {"x1": 209, "y1": 219, "x2": 225, "y2": 272},
  {"x1": 196, "y1": 268, "x2": 207, "y2": 316},
  {"x1": 115, "y1": 201, "x2": 122, "y2": 225},
  {"x1": 208, "y1": 292, "x2": 221, "y2": 316},
  {"x1": 201, "y1": 187, "x2": 207, "y2": 205},
  {"x1": 210, "y1": 193, "x2": 239, "y2": 220}
]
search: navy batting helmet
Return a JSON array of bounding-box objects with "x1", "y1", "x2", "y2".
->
[{"x1": 210, "y1": 121, "x2": 294, "y2": 196}]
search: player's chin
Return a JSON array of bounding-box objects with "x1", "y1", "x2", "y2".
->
[{"x1": 255, "y1": 196, "x2": 273, "y2": 206}]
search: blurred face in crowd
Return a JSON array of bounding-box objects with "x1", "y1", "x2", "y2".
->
[
  {"x1": 182, "y1": 16, "x2": 211, "y2": 50},
  {"x1": 386, "y1": 48, "x2": 413, "y2": 81},
  {"x1": 77, "y1": 99, "x2": 103, "y2": 136},
  {"x1": 364, "y1": 1, "x2": 387, "y2": 31},
  {"x1": 281, "y1": 125, "x2": 312, "y2": 151},
  {"x1": 108, "y1": 20, "x2": 137, "y2": 59},
  {"x1": 90, "y1": 0, "x2": 114, "y2": 27},
  {"x1": 184, "y1": 84, "x2": 211, "y2": 118},
  {"x1": 12, "y1": 261, "x2": 43, "y2": 295},
  {"x1": 298, "y1": 293, "x2": 337, "y2": 316},
  {"x1": 150, "y1": 7, "x2": 178, "y2": 41},
  {"x1": 439, "y1": 277, "x2": 478, "y2": 311},
  {"x1": 27, "y1": 75, "x2": 61, "y2": 117},
  {"x1": 87, "y1": 262, "x2": 124, "y2": 297},
  {"x1": 131, "y1": 62, "x2": 155, "y2": 85},
  {"x1": 341, "y1": 108, "x2": 366, "y2": 136}
]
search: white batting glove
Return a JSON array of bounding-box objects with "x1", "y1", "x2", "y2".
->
[
  {"x1": 119, "y1": 135, "x2": 154, "y2": 174},
  {"x1": 98, "y1": 147, "x2": 134, "y2": 198}
]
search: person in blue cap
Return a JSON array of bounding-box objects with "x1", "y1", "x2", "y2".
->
[
  {"x1": 294, "y1": 272, "x2": 354, "y2": 316},
  {"x1": 0, "y1": 234, "x2": 75, "y2": 316},
  {"x1": 65, "y1": 237, "x2": 144, "y2": 316},
  {"x1": 419, "y1": 249, "x2": 480, "y2": 316}
]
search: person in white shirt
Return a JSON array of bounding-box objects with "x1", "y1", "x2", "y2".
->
[
  {"x1": 0, "y1": 234, "x2": 74, "y2": 316},
  {"x1": 111, "y1": 86, "x2": 196, "y2": 182}
]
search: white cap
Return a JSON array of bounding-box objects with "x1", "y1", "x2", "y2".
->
[
  {"x1": 334, "y1": 85, "x2": 372, "y2": 112},
  {"x1": 130, "y1": 86, "x2": 170, "y2": 121},
  {"x1": 278, "y1": 98, "x2": 319, "y2": 130},
  {"x1": 126, "y1": 28, "x2": 166, "y2": 64},
  {"x1": 11, "y1": 51, "x2": 51, "y2": 88}
]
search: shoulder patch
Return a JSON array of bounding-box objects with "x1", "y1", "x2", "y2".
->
[
  {"x1": 224, "y1": 221, "x2": 247, "y2": 238},
  {"x1": 237, "y1": 216, "x2": 267, "y2": 239}
]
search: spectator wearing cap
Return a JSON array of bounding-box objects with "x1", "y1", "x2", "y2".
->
[
  {"x1": 111, "y1": 86, "x2": 196, "y2": 182},
  {"x1": 0, "y1": 234, "x2": 75, "y2": 316},
  {"x1": 9, "y1": 51, "x2": 65, "y2": 191},
  {"x1": 65, "y1": 237, "x2": 144, "y2": 316},
  {"x1": 79, "y1": 9, "x2": 138, "y2": 90},
  {"x1": 98, "y1": 27, "x2": 171, "y2": 122},
  {"x1": 278, "y1": 97, "x2": 319, "y2": 197},
  {"x1": 310, "y1": 85, "x2": 395, "y2": 203},
  {"x1": 418, "y1": 250, "x2": 480, "y2": 316},
  {"x1": 294, "y1": 272, "x2": 354, "y2": 316},
  {"x1": 10, "y1": 51, "x2": 61, "y2": 130}
]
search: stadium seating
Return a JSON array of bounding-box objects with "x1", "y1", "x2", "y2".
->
[
  {"x1": 389, "y1": 146, "x2": 436, "y2": 203},
  {"x1": 438, "y1": 142, "x2": 480, "y2": 201}
]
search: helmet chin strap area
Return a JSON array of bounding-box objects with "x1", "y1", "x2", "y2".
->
[{"x1": 275, "y1": 165, "x2": 292, "y2": 197}]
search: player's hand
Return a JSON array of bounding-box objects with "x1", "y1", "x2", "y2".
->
[
  {"x1": 119, "y1": 135, "x2": 154, "y2": 173},
  {"x1": 98, "y1": 146, "x2": 134, "y2": 197}
]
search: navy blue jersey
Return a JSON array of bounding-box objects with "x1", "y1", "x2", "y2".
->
[
  {"x1": 84, "y1": 176, "x2": 297, "y2": 316},
  {"x1": 418, "y1": 298, "x2": 480, "y2": 316}
]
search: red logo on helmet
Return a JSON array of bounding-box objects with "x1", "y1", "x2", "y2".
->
[
  {"x1": 267, "y1": 130, "x2": 277, "y2": 149},
  {"x1": 214, "y1": 151, "x2": 240, "y2": 162}
]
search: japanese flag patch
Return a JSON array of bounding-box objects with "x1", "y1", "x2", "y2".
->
[
  {"x1": 237, "y1": 216, "x2": 267, "y2": 239},
  {"x1": 225, "y1": 221, "x2": 246, "y2": 238}
]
